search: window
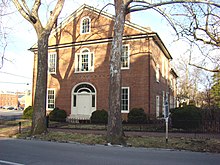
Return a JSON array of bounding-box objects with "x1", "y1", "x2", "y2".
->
[
  {"x1": 75, "y1": 49, "x2": 94, "y2": 72},
  {"x1": 170, "y1": 95, "x2": 174, "y2": 109},
  {"x1": 121, "y1": 87, "x2": 129, "y2": 113},
  {"x1": 48, "y1": 52, "x2": 57, "y2": 74},
  {"x1": 47, "y1": 89, "x2": 55, "y2": 110},
  {"x1": 81, "y1": 17, "x2": 91, "y2": 34},
  {"x1": 121, "y1": 45, "x2": 130, "y2": 69},
  {"x1": 162, "y1": 57, "x2": 165, "y2": 77},
  {"x1": 156, "y1": 95, "x2": 160, "y2": 118},
  {"x1": 162, "y1": 91, "x2": 165, "y2": 116},
  {"x1": 170, "y1": 77, "x2": 173, "y2": 89},
  {"x1": 156, "y1": 64, "x2": 160, "y2": 82}
]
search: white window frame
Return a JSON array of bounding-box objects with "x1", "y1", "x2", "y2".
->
[
  {"x1": 121, "y1": 87, "x2": 130, "y2": 113},
  {"x1": 156, "y1": 64, "x2": 160, "y2": 83},
  {"x1": 80, "y1": 16, "x2": 91, "y2": 34},
  {"x1": 121, "y1": 44, "x2": 130, "y2": 69},
  {"x1": 162, "y1": 91, "x2": 165, "y2": 116},
  {"x1": 162, "y1": 57, "x2": 165, "y2": 77},
  {"x1": 170, "y1": 95, "x2": 174, "y2": 109},
  {"x1": 156, "y1": 95, "x2": 160, "y2": 118},
  {"x1": 47, "y1": 89, "x2": 55, "y2": 110},
  {"x1": 75, "y1": 48, "x2": 94, "y2": 73},
  {"x1": 48, "y1": 52, "x2": 57, "y2": 74}
]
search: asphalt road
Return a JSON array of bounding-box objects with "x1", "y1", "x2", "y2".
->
[
  {"x1": 0, "y1": 139, "x2": 220, "y2": 165},
  {"x1": 0, "y1": 109, "x2": 23, "y2": 120}
]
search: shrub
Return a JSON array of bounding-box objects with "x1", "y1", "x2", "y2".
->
[
  {"x1": 90, "y1": 109, "x2": 108, "y2": 124},
  {"x1": 22, "y1": 106, "x2": 33, "y2": 119},
  {"x1": 49, "y1": 107, "x2": 67, "y2": 122},
  {"x1": 170, "y1": 105, "x2": 202, "y2": 130},
  {"x1": 128, "y1": 108, "x2": 147, "y2": 124}
]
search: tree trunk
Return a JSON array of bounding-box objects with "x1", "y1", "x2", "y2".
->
[
  {"x1": 31, "y1": 32, "x2": 50, "y2": 135},
  {"x1": 107, "y1": 0, "x2": 126, "y2": 145}
]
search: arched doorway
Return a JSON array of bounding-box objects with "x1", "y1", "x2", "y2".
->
[{"x1": 71, "y1": 83, "x2": 96, "y2": 120}]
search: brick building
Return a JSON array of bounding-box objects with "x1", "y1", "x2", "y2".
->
[
  {"x1": 0, "y1": 91, "x2": 18, "y2": 108},
  {"x1": 30, "y1": 4, "x2": 178, "y2": 120}
]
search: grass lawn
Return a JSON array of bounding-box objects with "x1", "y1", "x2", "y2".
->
[{"x1": 1, "y1": 120, "x2": 220, "y2": 153}]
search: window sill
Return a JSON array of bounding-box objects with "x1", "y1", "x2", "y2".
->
[
  {"x1": 75, "y1": 70, "x2": 94, "y2": 73},
  {"x1": 121, "y1": 67, "x2": 130, "y2": 70},
  {"x1": 121, "y1": 111, "x2": 129, "y2": 114}
]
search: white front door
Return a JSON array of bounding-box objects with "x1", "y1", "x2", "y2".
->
[
  {"x1": 77, "y1": 93, "x2": 92, "y2": 116},
  {"x1": 70, "y1": 83, "x2": 96, "y2": 120}
]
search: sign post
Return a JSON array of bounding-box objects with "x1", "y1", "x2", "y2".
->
[{"x1": 164, "y1": 99, "x2": 169, "y2": 144}]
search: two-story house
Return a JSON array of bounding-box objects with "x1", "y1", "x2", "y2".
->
[{"x1": 30, "y1": 4, "x2": 178, "y2": 121}]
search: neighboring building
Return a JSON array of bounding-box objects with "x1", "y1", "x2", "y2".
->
[
  {"x1": 0, "y1": 91, "x2": 18, "y2": 108},
  {"x1": 0, "y1": 90, "x2": 32, "y2": 110},
  {"x1": 30, "y1": 4, "x2": 178, "y2": 120},
  {"x1": 24, "y1": 89, "x2": 32, "y2": 109}
]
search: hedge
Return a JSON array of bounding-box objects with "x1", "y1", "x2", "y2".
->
[
  {"x1": 90, "y1": 109, "x2": 108, "y2": 124},
  {"x1": 170, "y1": 105, "x2": 202, "y2": 130}
]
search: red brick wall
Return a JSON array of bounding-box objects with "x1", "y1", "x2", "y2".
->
[{"x1": 32, "y1": 6, "x2": 177, "y2": 120}]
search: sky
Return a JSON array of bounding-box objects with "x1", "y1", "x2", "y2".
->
[{"x1": 0, "y1": 0, "x2": 189, "y2": 92}]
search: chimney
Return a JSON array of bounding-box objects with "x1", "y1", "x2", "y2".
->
[{"x1": 124, "y1": 0, "x2": 131, "y2": 22}]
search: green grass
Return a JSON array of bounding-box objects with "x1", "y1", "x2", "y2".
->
[
  {"x1": 16, "y1": 129, "x2": 220, "y2": 153},
  {"x1": 0, "y1": 119, "x2": 31, "y2": 137},
  {"x1": 3, "y1": 121, "x2": 220, "y2": 153},
  {"x1": 127, "y1": 136, "x2": 220, "y2": 153}
]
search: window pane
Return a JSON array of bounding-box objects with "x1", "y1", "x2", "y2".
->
[
  {"x1": 47, "y1": 89, "x2": 55, "y2": 109},
  {"x1": 92, "y1": 95, "x2": 95, "y2": 107},
  {"x1": 121, "y1": 88, "x2": 129, "y2": 112},
  {"x1": 121, "y1": 45, "x2": 129, "y2": 68},
  {"x1": 73, "y1": 95, "x2": 76, "y2": 107},
  {"x1": 81, "y1": 54, "x2": 88, "y2": 71},
  {"x1": 82, "y1": 18, "x2": 90, "y2": 33},
  {"x1": 48, "y1": 53, "x2": 56, "y2": 73}
]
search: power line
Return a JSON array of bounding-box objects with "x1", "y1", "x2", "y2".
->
[
  {"x1": 0, "y1": 71, "x2": 32, "y2": 79},
  {"x1": 0, "y1": 81, "x2": 31, "y2": 85}
]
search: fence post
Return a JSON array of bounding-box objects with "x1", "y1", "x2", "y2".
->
[
  {"x1": 18, "y1": 122, "x2": 21, "y2": 134},
  {"x1": 46, "y1": 116, "x2": 49, "y2": 128}
]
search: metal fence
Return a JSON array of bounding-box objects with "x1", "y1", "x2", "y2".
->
[{"x1": 48, "y1": 119, "x2": 220, "y2": 133}]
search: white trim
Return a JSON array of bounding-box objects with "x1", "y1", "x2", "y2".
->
[
  {"x1": 121, "y1": 87, "x2": 130, "y2": 113},
  {"x1": 156, "y1": 64, "x2": 160, "y2": 83},
  {"x1": 47, "y1": 88, "x2": 55, "y2": 110},
  {"x1": 47, "y1": 4, "x2": 151, "y2": 41},
  {"x1": 162, "y1": 91, "x2": 165, "y2": 116},
  {"x1": 71, "y1": 82, "x2": 96, "y2": 119},
  {"x1": 156, "y1": 95, "x2": 160, "y2": 118},
  {"x1": 80, "y1": 16, "x2": 91, "y2": 34},
  {"x1": 48, "y1": 52, "x2": 57, "y2": 74},
  {"x1": 75, "y1": 48, "x2": 94, "y2": 73},
  {"x1": 121, "y1": 44, "x2": 130, "y2": 70}
]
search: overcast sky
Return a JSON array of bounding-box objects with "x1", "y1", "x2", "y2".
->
[{"x1": 0, "y1": 0, "x2": 184, "y2": 92}]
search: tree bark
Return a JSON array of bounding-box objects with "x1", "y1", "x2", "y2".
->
[
  {"x1": 107, "y1": 0, "x2": 126, "y2": 145},
  {"x1": 12, "y1": 0, "x2": 65, "y2": 135},
  {"x1": 32, "y1": 31, "x2": 50, "y2": 135}
]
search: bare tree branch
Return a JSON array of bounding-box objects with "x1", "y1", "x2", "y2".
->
[{"x1": 189, "y1": 62, "x2": 220, "y2": 72}]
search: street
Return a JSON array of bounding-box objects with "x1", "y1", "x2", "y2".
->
[
  {"x1": 0, "y1": 109, "x2": 23, "y2": 120},
  {"x1": 0, "y1": 139, "x2": 220, "y2": 165}
]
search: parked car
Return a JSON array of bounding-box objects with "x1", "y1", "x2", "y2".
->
[{"x1": 7, "y1": 106, "x2": 15, "y2": 110}]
